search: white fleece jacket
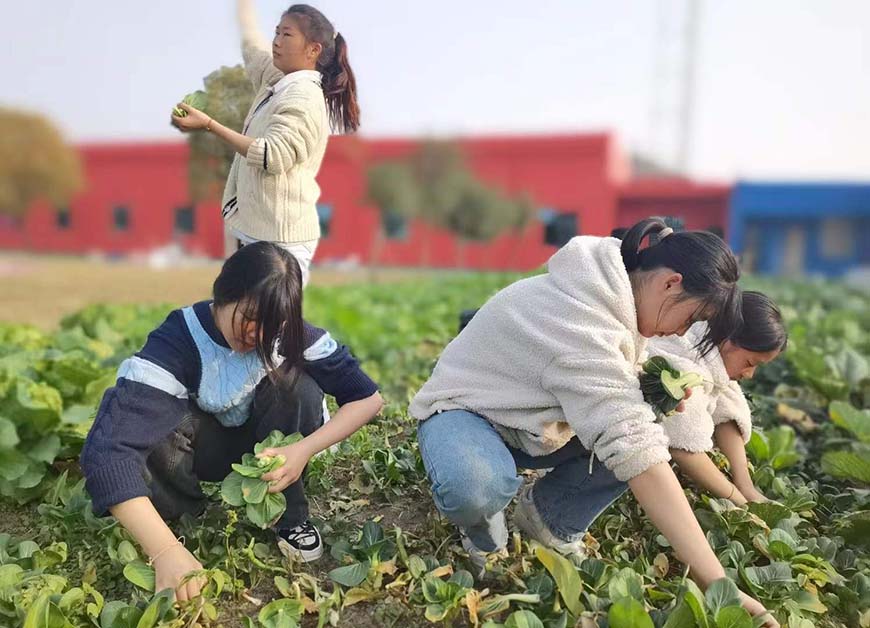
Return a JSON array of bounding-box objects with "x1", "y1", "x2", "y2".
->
[
  {"x1": 647, "y1": 323, "x2": 753, "y2": 453},
  {"x1": 409, "y1": 236, "x2": 672, "y2": 482}
]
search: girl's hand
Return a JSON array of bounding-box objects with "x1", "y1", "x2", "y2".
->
[
  {"x1": 675, "y1": 386, "x2": 693, "y2": 413},
  {"x1": 740, "y1": 484, "x2": 770, "y2": 503},
  {"x1": 739, "y1": 591, "x2": 780, "y2": 628},
  {"x1": 152, "y1": 544, "x2": 206, "y2": 602},
  {"x1": 171, "y1": 103, "x2": 211, "y2": 132},
  {"x1": 259, "y1": 441, "x2": 313, "y2": 492}
]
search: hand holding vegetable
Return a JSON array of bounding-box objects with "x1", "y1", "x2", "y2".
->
[
  {"x1": 640, "y1": 356, "x2": 703, "y2": 417},
  {"x1": 170, "y1": 91, "x2": 211, "y2": 132},
  {"x1": 220, "y1": 430, "x2": 304, "y2": 528},
  {"x1": 171, "y1": 103, "x2": 211, "y2": 132},
  {"x1": 153, "y1": 544, "x2": 206, "y2": 603},
  {"x1": 260, "y1": 439, "x2": 313, "y2": 493}
]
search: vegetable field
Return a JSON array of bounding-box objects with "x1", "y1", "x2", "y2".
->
[{"x1": 0, "y1": 273, "x2": 868, "y2": 628}]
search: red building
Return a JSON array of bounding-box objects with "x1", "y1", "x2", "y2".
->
[{"x1": 0, "y1": 133, "x2": 729, "y2": 269}]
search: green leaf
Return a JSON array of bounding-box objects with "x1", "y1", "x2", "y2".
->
[
  {"x1": 328, "y1": 560, "x2": 370, "y2": 587},
  {"x1": 241, "y1": 476, "x2": 269, "y2": 504},
  {"x1": 116, "y1": 540, "x2": 139, "y2": 564},
  {"x1": 0, "y1": 564, "x2": 24, "y2": 588},
  {"x1": 742, "y1": 562, "x2": 793, "y2": 590},
  {"x1": 834, "y1": 510, "x2": 870, "y2": 549},
  {"x1": 535, "y1": 546, "x2": 583, "y2": 616},
  {"x1": 258, "y1": 598, "x2": 303, "y2": 628},
  {"x1": 424, "y1": 602, "x2": 450, "y2": 622},
  {"x1": 361, "y1": 521, "x2": 385, "y2": 548},
  {"x1": 221, "y1": 471, "x2": 245, "y2": 507},
  {"x1": 746, "y1": 501, "x2": 792, "y2": 528},
  {"x1": 246, "y1": 491, "x2": 286, "y2": 529},
  {"x1": 58, "y1": 587, "x2": 85, "y2": 612},
  {"x1": 608, "y1": 597, "x2": 653, "y2": 628},
  {"x1": 505, "y1": 609, "x2": 545, "y2": 628},
  {"x1": 829, "y1": 401, "x2": 870, "y2": 443},
  {"x1": 745, "y1": 431, "x2": 769, "y2": 463},
  {"x1": 29, "y1": 433, "x2": 61, "y2": 464},
  {"x1": 408, "y1": 554, "x2": 427, "y2": 579},
  {"x1": 713, "y1": 606, "x2": 753, "y2": 628},
  {"x1": 0, "y1": 416, "x2": 19, "y2": 448},
  {"x1": 274, "y1": 575, "x2": 294, "y2": 598},
  {"x1": 608, "y1": 567, "x2": 644, "y2": 602},
  {"x1": 0, "y1": 448, "x2": 30, "y2": 481},
  {"x1": 821, "y1": 450, "x2": 870, "y2": 484},
  {"x1": 23, "y1": 592, "x2": 68, "y2": 628},
  {"x1": 704, "y1": 579, "x2": 741, "y2": 615},
  {"x1": 123, "y1": 560, "x2": 156, "y2": 592},
  {"x1": 449, "y1": 569, "x2": 474, "y2": 589}
]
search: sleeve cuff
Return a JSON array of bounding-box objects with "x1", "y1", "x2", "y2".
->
[
  {"x1": 246, "y1": 138, "x2": 268, "y2": 170},
  {"x1": 84, "y1": 458, "x2": 149, "y2": 516},
  {"x1": 609, "y1": 444, "x2": 672, "y2": 482}
]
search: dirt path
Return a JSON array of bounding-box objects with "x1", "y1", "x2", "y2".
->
[{"x1": 0, "y1": 253, "x2": 434, "y2": 329}]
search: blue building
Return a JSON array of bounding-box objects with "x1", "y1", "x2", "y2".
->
[{"x1": 729, "y1": 182, "x2": 870, "y2": 277}]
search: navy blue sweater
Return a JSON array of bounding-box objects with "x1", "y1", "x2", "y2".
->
[{"x1": 81, "y1": 301, "x2": 378, "y2": 515}]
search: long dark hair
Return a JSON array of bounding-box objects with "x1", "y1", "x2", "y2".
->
[
  {"x1": 212, "y1": 242, "x2": 305, "y2": 386},
  {"x1": 621, "y1": 217, "x2": 742, "y2": 354},
  {"x1": 731, "y1": 291, "x2": 788, "y2": 353},
  {"x1": 284, "y1": 4, "x2": 360, "y2": 134}
]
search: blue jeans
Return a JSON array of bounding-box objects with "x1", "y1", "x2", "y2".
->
[{"x1": 417, "y1": 409, "x2": 627, "y2": 552}]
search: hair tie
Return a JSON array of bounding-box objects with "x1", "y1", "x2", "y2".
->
[
  {"x1": 333, "y1": 30, "x2": 338, "y2": 41},
  {"x1": 659, "y1": 227, "x2": 674, "y2": 239}
]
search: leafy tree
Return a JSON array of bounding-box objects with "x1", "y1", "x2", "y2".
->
[
  {"x1": 0, "y1": 108, "x2": 82, "y2": 218},
  {"x1": 365, "y1": 140, "x2": 532, "y2": 267},
  {"x1": 184, "y1": 65, "x2": 255, "y2": 201}
]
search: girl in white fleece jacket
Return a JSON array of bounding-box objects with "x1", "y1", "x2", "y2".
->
[
  {"x1": 172, "y1": 1, "x2": 361, "y2": 286},
  {"x1": 413, "y1": 218, "x2": 779, "y2": 626},
  {"x1": 648, "y1": 291, "x2": 787, "y2": 505}
]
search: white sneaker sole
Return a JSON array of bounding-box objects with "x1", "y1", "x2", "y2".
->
[{"x1": 277, "y1": 538, "x2": 324, "y2": 563}]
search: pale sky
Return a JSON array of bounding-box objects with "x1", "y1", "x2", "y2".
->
[{"x1": 2, "y1": 0, "x2": 868, "y2": 181}]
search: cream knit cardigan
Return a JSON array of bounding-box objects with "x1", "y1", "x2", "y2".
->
[
  {"x1": 410, "y1": 236, "x2": 672, "y2": 482},
  {"x1": 647, "y1": 323, "x2": 753, "y2": 453},
  {"x1": 221, "y1": 5, "x2": 329, "y2": 243}
]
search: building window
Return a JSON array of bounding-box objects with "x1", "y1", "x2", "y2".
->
[
  {"x1": 113, "y1": 205, "x2": 130, "y2": 231},
  {"x1": 316, "y1": 204, "x2": 332, "y2": 238},
  {"x1": 174, "y1": 206, "x2": 195, "y2": 234},
  {"x1": 819, "y1": 218, "x2": 855, "y2": 259},
  {"x1": 56, "y1": 208, "x2": 71, "y2": 230},
  {"x1": 539, "y1": 208, "x2": 578, "y2": 248},
  {"x1": 383, "y1": 210, "x2": 408, "y2": 240}
]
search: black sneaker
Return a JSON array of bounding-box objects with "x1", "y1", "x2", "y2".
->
[{"x1": 276, "y1": 521, "x2": 323, "y2": 562}]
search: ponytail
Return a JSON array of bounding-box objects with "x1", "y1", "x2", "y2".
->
[
  {"x1": 284, "y1": 4, "x2": 361, "y2": 134},
  {"x1": 322, "y1": 32, "x2": 360, "y2": 134},
  {"x1": 621, "y1": 217, "x2": 742, "y2": 354}
]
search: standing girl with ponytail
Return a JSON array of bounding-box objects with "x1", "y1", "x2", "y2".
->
[
  {"x1": 172, "y1": 1, "x2": 360, "y2": 286},
  {"x1": 411, "y1": 218, "x2": 778, "y2": 627}
]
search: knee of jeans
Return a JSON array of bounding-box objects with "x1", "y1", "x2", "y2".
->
[{"x1": 433, "y1": 458, "x2": 518, "y2": 521}]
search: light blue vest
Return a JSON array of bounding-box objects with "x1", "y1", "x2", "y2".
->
[{"x1": 182, "y1": 306, "x2": 280, "y2": 427}]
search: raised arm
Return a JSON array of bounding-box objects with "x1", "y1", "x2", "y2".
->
[{"x1": 236, "y1": 0, "x2": 284, "y2": 90}]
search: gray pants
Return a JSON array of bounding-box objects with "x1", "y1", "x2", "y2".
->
[{"x1": 146, "y1": 372, "x2": 324, "y2": 528}]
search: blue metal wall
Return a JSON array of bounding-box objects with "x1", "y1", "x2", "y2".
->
[{"x1": 729, "y1": 183, "x2": 870, "y2": 277}]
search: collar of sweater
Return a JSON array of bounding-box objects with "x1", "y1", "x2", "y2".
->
[
  {"x1": 546, "y1": 236, "x2": 643, "y2": 345},
  {"x1": 269, "y1": 69, "x2": 323, "y2": 94}
]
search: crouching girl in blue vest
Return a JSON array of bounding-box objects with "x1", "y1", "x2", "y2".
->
[
  {"x1": 81, "y1": 241, "x2": 383, "y2": 601},
  {"x1": 411, "y1": 218, "x2": 778, "y2": 627}
]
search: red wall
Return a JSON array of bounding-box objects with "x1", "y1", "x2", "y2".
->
[
  {"x1": 0, "y1": 142, "x2": 224, "y2": 258},
  {"x1": 616, "y1": 179, "x2": 730, "y2": 235},
  {"x1": 1, "y1": 134, "x2": 728, "y2": 270},
  {"x1": 315, "y1": 133, "x2": 623, "y2": 270}
]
